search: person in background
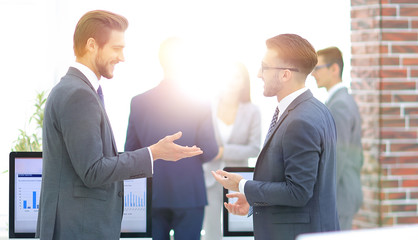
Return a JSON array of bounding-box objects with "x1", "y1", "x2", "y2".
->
[
  {"x1": 312, "y1": 46, "x2": 363, "y2": 230},
  {"x1": 36, "y1": 11, "x2": 202, "y2": 240},
  {"x1": 124, "y1": 37, "x2": 218, "y2": 240},
  {"x1": 202, "y1": 62, "x2": 261, "y2": 240},
  {"x1": 212, "y1": 33, "x2": 340, "y2": 240}
]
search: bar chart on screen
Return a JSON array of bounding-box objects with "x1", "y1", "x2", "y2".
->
[
  {"x1": 121, "y1": 178, "x2": 147, "y2": 232},
  {"x1": 15, "y1": 173, "x2": 41, "y2": 232}
]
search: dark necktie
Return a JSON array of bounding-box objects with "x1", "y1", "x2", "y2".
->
[
  {"x1": 97, "y1": 85, "x2": 105, "y2": 108},
  {"x1": 266, "y1": 107, "x2": 280, "y2": 139}
]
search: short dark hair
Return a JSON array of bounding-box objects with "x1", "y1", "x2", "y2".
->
[
  {"x1": 266, "y1": 34, "x2": 318, "y2": 75},
  {"x1": 317, "y1": 47, "x2": 344, "y2": 78},
  {"x1": 73, "y1": 10, "x2": 128, "y2": 57}
]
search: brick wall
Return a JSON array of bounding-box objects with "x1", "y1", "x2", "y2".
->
[{"x1": 351, "y1": 0, "x2": 418, "y2": 228}]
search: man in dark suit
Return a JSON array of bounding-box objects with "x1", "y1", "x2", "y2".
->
[
  {"x1": 312, "y1": 47, "x2": 363, "y2": 230},
  {"x1": 36, "y1": 11, "x2": 202, "y2": 240},
  {"x1": 124, "y1": 37, "x2": 218, "y2": 240},
  {"x1": 212, "y1": 34, "x2": 340, "y2": 240}
]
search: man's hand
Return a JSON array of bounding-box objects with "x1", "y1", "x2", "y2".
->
[
  {"x1": 211, "y1": 169, "x2": 243, "y2": 192},
  {"x1": 149, "y1": 131, "x2": 203, "y2": 161},
  {"x1": 224, "y1": 192, "x2": 250, "y2": 216}
]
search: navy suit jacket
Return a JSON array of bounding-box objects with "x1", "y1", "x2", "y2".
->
[
  {"x1": 125, "y1": 80, "x2": 218, "y2": 208},
  {"x1": 245, "y1": 90, "x2": 340, "y2": 240}
]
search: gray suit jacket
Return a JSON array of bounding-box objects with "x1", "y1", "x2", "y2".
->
[
  {"x1": 204, "y1": 102, "x2": 261, "y2": 187},
  {"x1": 36, "y1": 67, "x2": 153, "y2": 240},
  {"x1": 326, "y1": 87, "x2": 363, "y2": 217},
  {"x1": 245, "y1": 90, "x2": 340, "y2": 240}
]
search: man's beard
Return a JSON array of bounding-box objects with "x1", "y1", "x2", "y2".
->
[{"x1": 96, "y1": 55, "x2": 113, "y2": 79}]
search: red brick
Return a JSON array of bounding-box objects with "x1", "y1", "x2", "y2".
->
[
  {"x1": 381, "y1": 106, "x2": 400, "y2": 115},
  {"x1": 380, "y1": 81, "x2": 414, "y2": 90},
  {"x1": 351, "y1": 7, "x2": 380, "y2": 19},
  {"x1": 351, "y1": 69, "x2": 380, "y2": 79},
  {"x1": 391, "y1": 143, "x2": 418, "y2": 152},
  {"x1": 382, "y1": 19, "x2": 409, "y2": 29},
  {"x1": 392, "y1": 45, "x2": 418, "y2": 54},
  {"x1": 352, "y1": 57, "x2": 379, "y2": 66},
  {"x1": 381, "y1": 57, "x2": 400, "y2": 66},
  {"x1": 392, "y1": 0, "x2": 418, "y2": 3},
  {"x1": 382, "y1": 7, "x2": 397, "y2": 17},
  {"x1": 381, "y1": 118, "x2": 405, "y2": 127},
  {"x1": 380, "y1": 216, "x2": 394, "y2": 226},
  {"x1": 397, "y1": 216, "x2": 418, "y2": 224},
  {"x1": 352, "y1": 32, "x2": 381, "y2": 42},
  {"x1": 409, "y1": 118, "x2": 418, "y2": 127},
  {"x1": 412, "y1": 70, "x2": 418, "y2": 77},
  {"x1": 380, "y1": 156, "x2": 418, "y2": 164},
  {"x1": 391, "y1": 167, "x2": 418, "y2": 175},
  {"x1": 381, "y1": 130, "x2": 417, "y2": 139},
  {"x1": 387, "y1": 192, "x2": 407, "y2": 200},
  {"x1": 392, "y1": 204, "x2": 417, "y2": 212},
  {"x1": 412, "y1": 20, "x2": 418, "y2": 29},
  {"x1": 405, "y1": 107, "x2": 418, "y2": 115},
  {"x1": 381, "y1": 179, "x2": 400, "y2": 188},
  {"x1": 403, "y1": 58, "x2": 418, "y2": 65},
  {"x1": 352, "y1": 19, "x2": 380, "y2": 30},
  {"x1": 411, "y1": 192, "x2": 418, "y2": 199},
  {"x1": 400, "y1": 7, "x2": 418, "y2": 17},
  {"x1": 398, "y1": 156, "x2": 418, "y2": 163},
  {"x1": 394, "y1": 94, "x2": 418, "y2": 102},
  {"x1": 381, "y1": 94, "x2": 392, "y2": 102},
  {"x1": 402, "y1": 179, "x2": 418, "y2": 187},
  {"x1": 382, "y1": 32, "x2": 418, "y2": 41}
]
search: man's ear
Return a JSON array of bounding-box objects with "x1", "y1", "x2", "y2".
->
[
  {"x1": 331, "y1": 63, "x2": 340, "y2": 76},
  {"x1": 85, "y1": 37, "x2": 97, "y2": 53}
]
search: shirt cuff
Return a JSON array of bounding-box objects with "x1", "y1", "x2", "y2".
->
[
  {"x1": 147, "y1": 147, "x2": 154, "y2": 174},
  {"x1": 239, "y1": 179, "x2": 248, "y2": 196}
]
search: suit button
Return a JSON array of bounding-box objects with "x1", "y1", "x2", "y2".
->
[
  {"x1": 118, "y1": 191, "x2": 123, "y2": 197},
  {"x1": 255, "y1": 211, "x2": 258, "y2": 215}
]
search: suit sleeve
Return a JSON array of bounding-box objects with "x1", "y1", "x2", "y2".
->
[
  {"x1": 197, "y1": 106, "x2": 219, "y2": 163},
  {"x1": 60, "y1": 88, "x2": 152, "y2": 188},
  {"x1": 328, "y1": 99, "x2": 351, "y2": 182},
  {"x1": 222, "y1": 107, "x2": 261, "y2": 162},
  {"x1": 245, "y1": 118, "x2": 321, "y2": 207}
]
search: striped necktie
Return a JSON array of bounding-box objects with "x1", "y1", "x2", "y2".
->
[{"x1": 266, "y1": 107, "x2": 279, "y2": 139}]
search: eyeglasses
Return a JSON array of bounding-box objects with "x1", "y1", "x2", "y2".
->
[
  {"x1": 313, "y1": 62, "x2": 332, "y2": 72},
  {"x1": 261, "y1": 63, "x2": 299, "y2": 73}
]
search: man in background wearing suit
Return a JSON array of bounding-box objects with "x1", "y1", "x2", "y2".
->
[
  {"x1": 312, "y1": 46, "x2": 363, "y2": 230},
  {"x1": 212, "y1": 34, "x2": 340, "y2": 240},
  {"x1": 124, "y1": 37, "x2": 218, "y2": 240},
  {"x1": 36, "y1": 10, "x2": 202, "y2": 240}
]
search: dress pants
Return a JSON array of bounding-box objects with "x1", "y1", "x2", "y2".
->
[{"x1": 152, "y1": 207, "x2": 204, "y2": 240}]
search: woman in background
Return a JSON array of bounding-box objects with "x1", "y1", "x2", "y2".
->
[{"x1": 203, "y1": 62, "x2": 261, "y2": 240}]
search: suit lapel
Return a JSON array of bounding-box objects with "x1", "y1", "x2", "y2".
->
[
  {"x1": 255, "y1": 90, "x2": 314, "y2": 170},
  {"x1": 67, "y1": 67, "x2": 118, "y2": 155}
]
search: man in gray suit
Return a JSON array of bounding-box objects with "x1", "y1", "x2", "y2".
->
[
  {"x1": 312, "y1": 46, "x2": 363, "y2": 230},
  {"x1": 36, "y1": 10, "x2": 202, "y2": 240},
  {"x1": 212, "y1": 34, "x2": 340, "y2": 240}
]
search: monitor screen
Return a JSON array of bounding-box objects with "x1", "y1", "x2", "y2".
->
[
  {"x1": 9, "y1": 152, "x2": 152, "y2": 238},
  {"x1": 222, "y1": 167, "x2": 254, "y2": 237}
]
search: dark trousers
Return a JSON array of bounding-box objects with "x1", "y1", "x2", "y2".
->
[{"x1": 152, "y1": 207, "x2": 204, "y2": 240}]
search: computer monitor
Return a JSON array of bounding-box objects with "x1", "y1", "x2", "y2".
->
[
  {"x1": 222, "y1": 167, "x2": 254, "y2": 237},
  {"x1": 9, "y1": 151, "x2": 152, "y2": 238}
]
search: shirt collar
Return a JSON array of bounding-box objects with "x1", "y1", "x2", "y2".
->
[
  {"x1": 71, "y1": 62, "x2": 100, "y2": 91},
  {"x1": 327, "y1": 82, "x2": 345, "y2": 102},
  {"x1": 277, "y1": 87, "x2": 308, "y2": 118}
]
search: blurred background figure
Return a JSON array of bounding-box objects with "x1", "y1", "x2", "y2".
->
[
  {"x1": 312, "y1": 46, "x2": 363, "y2": 230},
  {"x1": 202, "y1": 62, "x2": 261, "y2": 240},
  {"x1": 125, "y1": 37, "x2": 219, "y2": 240}
]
